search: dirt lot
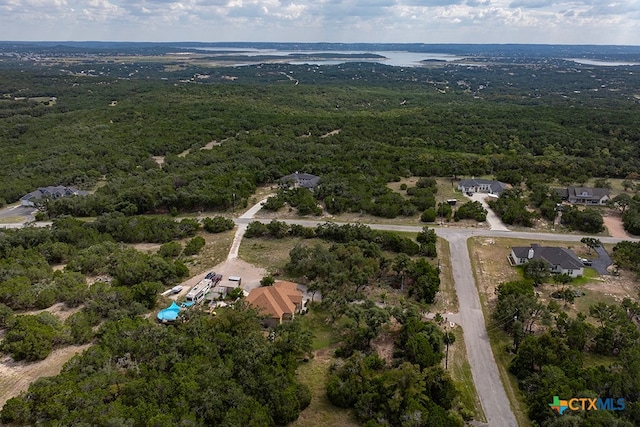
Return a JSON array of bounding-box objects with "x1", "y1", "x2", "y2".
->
[
  {"x1": 603, "y1": 212, "x2": 630, "y2": 238},
  {"x1": 469, "y1": 237, "x2": 640, "y2": 316}
]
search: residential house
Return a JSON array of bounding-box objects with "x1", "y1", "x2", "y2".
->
[
  {"x1": 509, "y1": 244, "x2": 584, "y2": 278},
  {"x1": 246, "y1": 281, "x2": 303, "y2": 328},
  {"x1": 280, "y1": 172, "x2": 320, "y2": 190},
  {"x1": 458, "y1": 178, "x2": 508, "y2": 195},
  {"x1": 20, "y1": 186, "x2": 87, "y2": 207},
  {"x1": 556, "y1": 187, "x2": 610, "y2": 205}
]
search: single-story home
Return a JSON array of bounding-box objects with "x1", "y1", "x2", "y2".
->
[
  {"x1": 280, "y1": 172, "x2": 320, "y2": 190},
  {"x1": 246, "y1": 281, "x2": 303, "y2": 328},
  {"x1": 555, "y1": 187, "x2": 610, "y2": 205},
  {"x1": 458, "y1": 178, "x2": 508, "y2": 195},
  {"x1": 20, "y1": 186, "x2": 88, "y2": 207},
  {"x1": 509, "y1": 244, "x2": 584, "y2": 278}
]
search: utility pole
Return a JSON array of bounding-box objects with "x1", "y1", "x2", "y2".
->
[{"x1": 445, "y1": 317, "x2": 450, "y2": 370}]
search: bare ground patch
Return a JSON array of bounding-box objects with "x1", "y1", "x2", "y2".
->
[
  {"x1": 151, "y1": 155, "x2": 164, "y2": 166},
  {"x1": 0, "y1": 344, "x2": 91, "y2": 407},
  {"x1": 371, "y1": 319, "x2": 400, "y2": 364},
  {"x1": 603, "y1": 212, "x2": 630, "y2": 239},
  {"x1": 21, "y1": 302, "x2": 83, "y2": 323},
  {"x1": 201, "y1": 140, "x2": 222, "y2": 150},
  {"x1": 320, "y1": 129, "x2": 341, "y2": 138}
]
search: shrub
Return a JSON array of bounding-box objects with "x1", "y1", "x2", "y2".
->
[
  {"x1": 421, "y1": 208, "x2": 436, "y2": 222},
  {"x1": 183, "y1": 236, "x2": 206, "y2": 256},
  {"x1": 203, "y1": 216, "x2": 235, "y2": 233}
]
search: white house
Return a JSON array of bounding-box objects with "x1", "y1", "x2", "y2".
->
[
  {"x1": 556, "y1": 187, "x2": 610, "y2": 205},
  {"x1": 458, "y1": 178, "x2": 508, "y2": 195},
  {"x1": 509, "y1": 244, "x2": 584, "y2": 278},
  {"x1": 280, "y1": 172, "x2": 320, "y2": 190},
  {"x1": 20, "y1": 186, "x2": 87, "y2": 207}
]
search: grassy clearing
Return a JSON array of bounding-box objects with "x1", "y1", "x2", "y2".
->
[
  {"x1": 432, "y1": 237, "x2": 459, "y2": 314},
  {"x1": 485, "y1": 328, "x2": 532, "y2": 427},
  {"x1": 437, "y1": 178, "x2": 464, "y2": 200},
  {"x1": 449, "y1": 327, "x2": 486, "y2": 423},
  {"x1": 571, "y1": 268, "x2": 600, "y2": 285},
  {"x1": 0, "y1": 216, "x2": 25, "y2": 224},
  {"x1": 291, "y1": 307, "x2": 359, "y2": 427},
  {"x1": 188, "y1": 230, "x2": 235, "y2": 275},
  {"x1": 291, "y1": 356, "x2": 359, "y2": 427},
  {"x1": 572, "y1": 289, "x2": 619, "y2": 314},
  {"x1": 239, "y1": 237, "x2": 328, "y2": 276},
  {"x1": 298, "y1": 307, "x2": 342, "y2": 351}
]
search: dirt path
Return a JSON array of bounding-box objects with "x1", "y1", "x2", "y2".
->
[
  {"x1": 603, "y1": 214, "x2": 630, "y2": 238},
  {"x1": 320, "y1": 129, "x2": 341, "y2": 138},
  {"x1": 0, "y1": 344, "x2": 91, "y2": 407}
]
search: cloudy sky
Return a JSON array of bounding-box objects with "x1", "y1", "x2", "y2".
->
[{"x1": 0, "y1": 0, "x2": 639, "y2": 45}]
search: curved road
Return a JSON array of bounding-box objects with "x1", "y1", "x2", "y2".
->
[{"x1": 239, "y1": 216, "x2": 637, "y2": 427}]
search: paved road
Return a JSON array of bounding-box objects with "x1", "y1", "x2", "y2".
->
[
  {"x1": 468, "y1": 192, "x2": 510, "y2": 231},
  {"x1": 447, "y1": 233, "x2": 516, "y2": 426},
  {"x1": 227, "y1": 197, "x2": 271, "y2": 260},
  {"x1": 0, "y1": 204, "x2": 37, "y2": 228},
  {"x1": 239, "y1": 216, "x2": 638, "y2": 426},
  {"x1": 592, "y1": 245, "x2": 613, "y2": 275}
]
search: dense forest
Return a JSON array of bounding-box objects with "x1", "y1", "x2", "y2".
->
[
  {"x1": 2, "y1": 48, "x2": 640, "y2": 225},
  {"x1": 0, "y1": 216, "x2": 452, "y2": 425}
]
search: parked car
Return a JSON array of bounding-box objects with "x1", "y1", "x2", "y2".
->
[
  {"x1": 170, "y1": 285, "x2": 183, "y2": 295},
  {"x1": 580, "y1": 258, "x2": 593, "y2": 266}
]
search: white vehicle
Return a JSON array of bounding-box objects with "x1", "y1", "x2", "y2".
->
[
  {"x1": 170, "y1": 285, "x2": 183, "y2": 295},
  {"x1": 185, "y1": 279, "x2": 213, "y2": 304}
]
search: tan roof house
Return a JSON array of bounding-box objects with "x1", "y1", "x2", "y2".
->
[{"x1": 246, "y1": 281, "x2": 303, "y2": 327}]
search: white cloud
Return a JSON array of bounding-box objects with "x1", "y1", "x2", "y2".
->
[{"x1": 0, "y1": 0, "x2": 638, "y2": 43}]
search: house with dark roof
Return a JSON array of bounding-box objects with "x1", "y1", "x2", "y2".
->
[
  {"x1": 280, "y1": 172, "x2": 320, "y2": 190},
  {"x1": 556, "y1": 187, "x2": 610, "y2": 205},
  {"x1": 20, "y1": 186, "x2": 88, "y2": 207},
  {"x1": 509, "y1": 244, "x2": 584, "y2": 278},
  {"x1": 246, "y1": 281, "x2": 303, "y2": 328},
  {"x1": 458, "y1": 178, "x2": 508, "y2": 195}
]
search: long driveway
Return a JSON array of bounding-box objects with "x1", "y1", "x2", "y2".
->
[{"x1": 239, "y1": 216, "x2": 637, "y2": 426}]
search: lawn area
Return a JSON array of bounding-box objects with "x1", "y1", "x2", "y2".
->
[
  {"x1": 298, "y1": 306, "x2": 342, "y2": 351},
  {"x1": 239, "y1": 236, "x2": 327, "y2": 276}
]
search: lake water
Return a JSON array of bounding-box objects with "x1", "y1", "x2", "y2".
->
[
  {"x1": 566, "y1": 58, "x2": 640, "y2": 66},
  {"x1": 192, "y1": 47, "x2": 466, "y2": 67}
]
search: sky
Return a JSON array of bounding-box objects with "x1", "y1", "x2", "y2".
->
[{"x1": 0, "y1": 0, "x2": 639, "y2": 45}]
